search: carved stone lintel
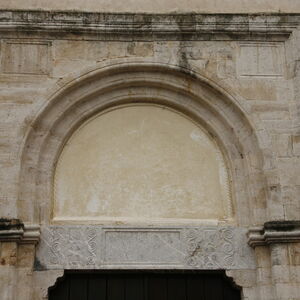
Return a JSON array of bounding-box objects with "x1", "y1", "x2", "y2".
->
[
  {"x1": 36, "y1": 225, "x2": 256, "y2": 270},
  {"x1": 247, "y1": 220, "x2": 300, "y2": 247},
  {"x1": 0, "y1": 219, "x2": 40, "y2": 244}
]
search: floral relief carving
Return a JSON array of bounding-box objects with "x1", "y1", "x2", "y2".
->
[
  {"x1": 37, "y1": 226, "x2": 254, "y2": 270},
  {"x1": 43, "y1": 226, "x2": 98, "y2": 267},
  {"x1": 184, "y1": 227, "x2": 235, "y2": 268},
  {"x1": 49, "y1": 227, "x2": 65, "y2": 265}
]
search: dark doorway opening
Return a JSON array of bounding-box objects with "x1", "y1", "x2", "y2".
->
[{"x1": 49, "y1": 270, "x2": 241, "y2": 300}]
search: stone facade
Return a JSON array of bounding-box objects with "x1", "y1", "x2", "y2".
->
[{"x1": 0, "y1": 7, "x2": 300, "y2": 300}]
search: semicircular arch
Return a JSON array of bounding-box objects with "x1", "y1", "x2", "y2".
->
[{"x1": 18, "y1": 59, "x2": 268, "y2": 226}]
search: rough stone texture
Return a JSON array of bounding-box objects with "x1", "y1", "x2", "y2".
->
[{"x1": 0, "y1": 9, "x2": 299, "y2": 300}]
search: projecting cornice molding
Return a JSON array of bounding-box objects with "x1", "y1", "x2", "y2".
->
[
  {"x1": 0, "y1": 219, "x2": 40, "y2": 244},
  {"x1": 0, "y1": 10, "x2": 299, "y2": 40},
  {"x1": 248, "y1": 221, "x2": 300, "y2": 247}
]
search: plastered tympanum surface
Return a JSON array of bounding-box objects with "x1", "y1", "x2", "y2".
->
[{"x1": 54, "y1": 105, "x2": 231, "y2": 223}]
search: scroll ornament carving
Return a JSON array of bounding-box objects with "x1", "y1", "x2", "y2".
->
[
  {"x1": 49, "y1": 227, "x2": 64, "y2": 265},
  {"x1": 184, "y1": 228, "x2": 235, "y2": 269},
  {"x1": 86, "y1": 227, "x2": 97, "y2": 265},
  {"x1": 37, "y1": 226, "x2": 255, "y2": 270},
  {"x1": 46, "y1": 227, "x2": 97, "y2": 267}
]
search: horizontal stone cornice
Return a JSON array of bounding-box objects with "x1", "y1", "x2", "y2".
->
[
  {"x1": 248, "y1": 221, "x2": 300, "y2": 247},
  {"x1": 0, "y1": 219, "x2": 40, "y2": 244},
  {"x1": 0, "y1": 10, "x2": 299, "y2": 40}
]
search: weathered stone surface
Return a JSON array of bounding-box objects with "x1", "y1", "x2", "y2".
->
[
  {"x1": 0, "y1": 0, "x2": 299, "y2": 13},
  {"x1": 0, "y1": 12, "x2": 297, "y2": 41},
  {"x1": 0, "y1": 8, "x2": 300, "y2": 300},
  {"x1": 1, "y1": 41, "x2": 51, "y2": 75},
  {"x1": 36, "y1": 226, "x2": 256, "y2": 270}
]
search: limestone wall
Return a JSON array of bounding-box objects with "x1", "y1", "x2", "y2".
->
[{"x1": 0, "y1": 11, "x2": 299, "y2": 300}]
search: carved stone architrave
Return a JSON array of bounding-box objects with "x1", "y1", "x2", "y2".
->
[{"x1": 36, "y1": 225, "x2": 256, "y2": 270}]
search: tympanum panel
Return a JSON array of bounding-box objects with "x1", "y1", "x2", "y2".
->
[{"x1": 53, "y1": 105, "x2": 232, "y2": 223}]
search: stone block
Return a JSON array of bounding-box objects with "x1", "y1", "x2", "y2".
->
[
  {"x1": 255, "y1": 246, "x2": 271, "y2": 268},
  {"x1": 17, "y1": 244, "x2": 35, "y2": 268},
  {"x1": 154, "y1": 41, "x2": 182, "y2": 65},
  {"x1": 289, "y1": 243, "x2": 300, "y2": 266},
  {"x1": 272, "y1": 265, "x2": 291, "y2": 283},
  {"x1": 237, "y1": 78, "x2": 278, "y2": 101},
  {"x1": 272, "y1": 134, "x2": 292, "y2": 157},
  {"x1": 237, "y1": 42, "x2": 284, "y2": 77},
  {"x1": 278, "y1": 158, "x2": 300, "y2": 186},
  {"x1": 292, "y1": 135, "x2": 300, "y2": 156},
  {"x1": 0, "y1": 266, "x2": 16, "y2": 300},
  {"x1": 1, "y1": 40, "x2": 51, "y2": 75},
  {"x1": 0, "y1": 242, "x2": 17, "y2": 266},
  {"x1": 275, "y1": 283, "x2": 299, "y2": 299},
  {"x1": 242, "y1": 287, "x2": 258, "y2": 300},
  {"x1": 15, "y1": 267, "x2": 33, "y2": 300},
  {"x1": 283, "y1": 186, "x2": 300, "y2": 220},
  {"x1": 226, "y1": 269, "x2": 256, "y2": 287},
  {"x1": 259, "y1": 285, "x2": 275, "y2": 300},
  {"x1": 127, "y1": 42, "x2": 154, "y2": 57},
  {"x1": 289, "y1": 265, "x2": 300, "y2": 283},
  {"x1": 217, "y1": 50, "x2": 236, "y2": 78},
  {"x1": 270, "y1": 244, "x2": 289, "y2": 266},
  {"x1": 257, "y1": 267, "x2": 272, "y2": 285},
  {"x1": 252, "y1": 103, "x2": 290, "y2": 121}
]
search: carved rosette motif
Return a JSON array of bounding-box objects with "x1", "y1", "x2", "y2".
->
[{"x1": 184, "y1": 227, "x2": 235, "y2": 269}]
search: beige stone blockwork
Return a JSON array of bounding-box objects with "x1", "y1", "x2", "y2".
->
[
  {"x1": 52, "y1": 41, "x2": 154, "y2": 77},
  {"x1": 272, "y1": 134, "x2": 293, "y2": 157},
  {"x1": 236, "y1": 78, "x2": 279, "y2": 101},
  {"x1": 278, "y1": 158, "x2": 300, "y2": 186},
  {"x1": 289, "y1": 243, "x2": 300, "y2": 266},
  {"x1": 1, "y1": 242, "x2": 17, "y2": 266},
  {"x1": 17, "y1": 244, "x2": 35, "y2": 268},
  {"x1": 0, "y1": 10, "x2": 299, "y2": 298},
  {"x1": 0, "y1": 265, "x2": 16, "y2": 300},
  {"x1": 282, "y1": 186, "x2": 300, "y2": 220}
]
